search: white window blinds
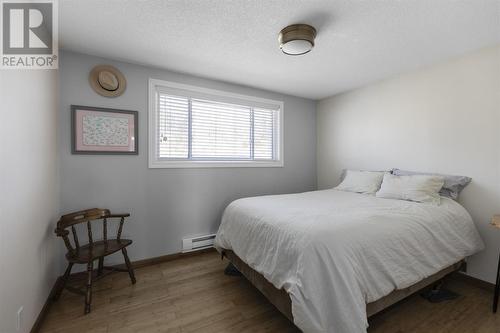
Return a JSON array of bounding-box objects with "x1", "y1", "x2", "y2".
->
[
  {"x1": 158, "y1": 94, "x2": 189, "y2": 159},
  {"x1": 150, "y1": 79, "x2": 283, "y2": 168},
  {"x1": 191, "y1": 99, "x2": 252, "y2": 159}
]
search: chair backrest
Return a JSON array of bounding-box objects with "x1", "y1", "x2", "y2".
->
[
  {"x1": 58, "y1": 208, "x2": 110, "y2": 229},
  {"x1": 55, "y1": 208, "x2": 129, "y2": 255}
]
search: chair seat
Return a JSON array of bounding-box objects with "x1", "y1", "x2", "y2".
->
[{"x1": 66, "y1": 239, "x2": 132, "y2": 263}]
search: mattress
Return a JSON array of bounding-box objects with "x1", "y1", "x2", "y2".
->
[{"x1": 215, "y1": 189, "x2": 484, "y2": 333}]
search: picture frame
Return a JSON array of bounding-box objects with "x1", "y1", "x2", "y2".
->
[{"x1": 71, "y1": 105, "x2": 138, "y2": 155}]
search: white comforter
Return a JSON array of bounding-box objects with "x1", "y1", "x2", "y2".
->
[{"x1": 215, "y1": 189, "x2": 484, "y2": 333}]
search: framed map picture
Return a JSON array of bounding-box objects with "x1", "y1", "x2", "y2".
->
[{"x1": 71, "y1": 105, "x2": 138, "y2": 154}]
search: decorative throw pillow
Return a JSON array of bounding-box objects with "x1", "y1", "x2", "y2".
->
[
  {"x1": 335, "y1": 170, "x2": 385, "y2": 194},
  {"x1": 391, "y1": 169, "x2": 471, "y2": 200},
  {"x1": 376, "y1": 173, "x2": 445, "y2": 205}
]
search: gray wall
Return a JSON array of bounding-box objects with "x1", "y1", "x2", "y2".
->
[
  {"x1": 59, "y1": 51, "x2": 317, "y2": 264},
  {"x1": 317, "y1": 45, "x2": 500, "y2": 283},
  {"x1": 1, "y1": 70, "x2": 60, "y2": 333}
]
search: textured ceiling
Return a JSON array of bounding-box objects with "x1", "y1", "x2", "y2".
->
[{"x1": 59, "y1": 0, "x2": 500, "y2": 100}]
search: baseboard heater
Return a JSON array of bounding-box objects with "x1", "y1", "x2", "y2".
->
[{"x1": 182, "y1": 234, "x2": 216, "y2": 253}]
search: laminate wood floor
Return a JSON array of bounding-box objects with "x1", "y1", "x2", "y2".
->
[{"x1": 39, "y1": 251, "x2": 500, "y2": 333}]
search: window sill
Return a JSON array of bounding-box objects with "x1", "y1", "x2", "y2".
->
[{"x1": 148, "y1": 159, "x2": 284, "y2": 169}]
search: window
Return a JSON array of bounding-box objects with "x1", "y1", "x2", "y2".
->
[{"x1": 149, "y1": 79, "x2": 283, "y2": 168}]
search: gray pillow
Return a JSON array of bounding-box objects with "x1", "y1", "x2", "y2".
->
[{"x1": 391, "y1": 169, "x2": 471, "y2": 200}]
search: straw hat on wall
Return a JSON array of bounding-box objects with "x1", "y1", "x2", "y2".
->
[{"x1": 89, "y1": 65, "x2": 127, "y2": 97}]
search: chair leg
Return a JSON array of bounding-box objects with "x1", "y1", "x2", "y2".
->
[
  {"x1": 53, "y1": 262, "x2": 73, "y2": 301},
  {"x1": 84, "y1": 260, "x2": 94, "y2": 314},
  {"x1": 122, "y1": 248, "x2": 136, "y2": 284},
  {"x1": 493, "y1": 252, "x2": 500, "y2": 313},
  {"x1": 97, "y1": 257, "x2": 104, "y2": 276}
]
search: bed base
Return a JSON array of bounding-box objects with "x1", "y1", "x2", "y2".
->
[{"x1": 222, "y1": 249, "x2": 464, "y2": 322}]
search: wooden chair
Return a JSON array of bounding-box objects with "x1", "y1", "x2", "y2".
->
[{"x1": 54, "y1": 208, "x2": 136, "y2": 314}]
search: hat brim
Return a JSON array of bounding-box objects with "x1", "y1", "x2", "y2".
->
[{"x1": 89, "y1": 65, "x2": 127, "y2": 98}]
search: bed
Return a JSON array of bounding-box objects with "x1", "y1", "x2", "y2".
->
[{"x1": 214, "y1": 189, "x2": 484, "y2": 333}]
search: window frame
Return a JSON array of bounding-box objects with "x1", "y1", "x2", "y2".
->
[{"x1": 148, "y1": 78, "x2": 284, "y2": 168}]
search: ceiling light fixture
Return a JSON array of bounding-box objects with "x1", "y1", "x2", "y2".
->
[{"x1": 278, "y1": 24, "x2": 317, "y2": 56}]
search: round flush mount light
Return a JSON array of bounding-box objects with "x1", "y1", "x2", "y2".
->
[{"x1": 278, "y1": 24, "x2": 317, "y2": 55}]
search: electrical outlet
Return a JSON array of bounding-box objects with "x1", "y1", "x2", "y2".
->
[
  {"x1": 16, "y1": 306, "x2": 23, "y2": 331},
  {"x1": 40, "y1": 243, "x2": 46, "y2": 268}
]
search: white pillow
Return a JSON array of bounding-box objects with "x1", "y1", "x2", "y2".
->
[
  {"x1": 335, "y1": 170, "x2": 385, "y2": 194},
  {"x1": 376, "y1": 173, "x2": 445, "y2": 205}
]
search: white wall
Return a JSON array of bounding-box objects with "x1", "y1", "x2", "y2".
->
[
  {"x1": 0, "y1": 70, "x2": 60, "y2": 332},
  {"x1": 317, "y1": 45, "x2": 500, "y2": 283},
  {"x1": 59, "y1": 51, "x2": 317, "y2": 266}
]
